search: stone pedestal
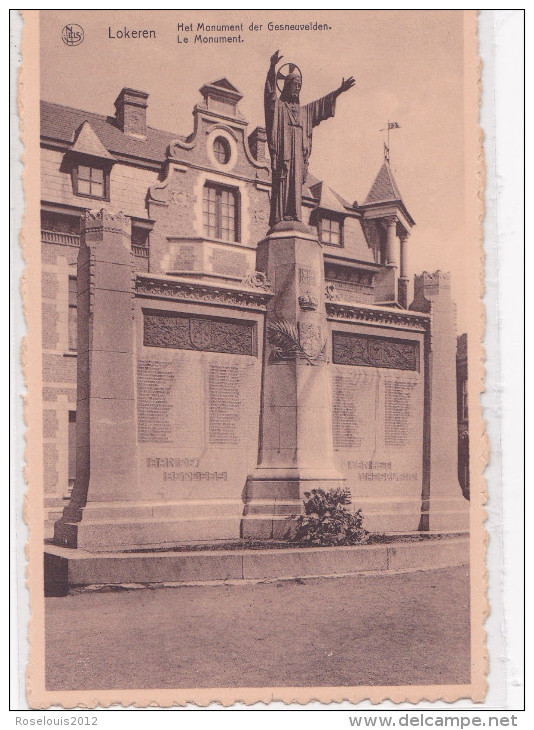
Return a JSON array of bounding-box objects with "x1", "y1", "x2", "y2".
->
[
  {"x1": 54, "y1": 210, "x2": 139, "y2": 550},
  {"x1": 410, "y1": 271, "x2": 469, "y2": 531},
  {"x1": 242, "y1": 223, "x2": 345, "y2": 539}
]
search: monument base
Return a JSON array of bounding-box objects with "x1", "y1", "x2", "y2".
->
[
  {"x1": 53, "y1": 500, "x2": 243, "y2": 552},
  {"x1": 424, "y1": 495, "x2": 470, "y2": 532},
  {"x1": 241, "y1": 466, "x2": 346, "y2": 539}
]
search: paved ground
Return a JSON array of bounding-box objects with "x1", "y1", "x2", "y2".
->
[{"x1": 45, "y1": 566, "x2": 470, "y2": 691}]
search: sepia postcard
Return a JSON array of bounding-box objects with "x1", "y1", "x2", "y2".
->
[{"x1": 18, "y1": 9, "x2": 488, "y2": 708}]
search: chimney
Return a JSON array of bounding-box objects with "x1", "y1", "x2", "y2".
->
[
  {"x1": 114, "y1": 88, "x2": 149, "y2": 138},
  {"x1": 248, "y1": 126, "x2": 268, "y2": 163}
]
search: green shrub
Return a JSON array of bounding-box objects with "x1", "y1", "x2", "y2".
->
[{"x1": 292, "y1": 488, "x2": 369, "y2": 546}]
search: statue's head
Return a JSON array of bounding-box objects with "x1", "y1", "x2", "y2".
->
[{"x1": 280, "y1": 72, "x2": 302, "y2": 103}]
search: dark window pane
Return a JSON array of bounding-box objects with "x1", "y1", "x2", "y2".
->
[
  {"x1": 68, "y1": 277, "x2": 77, "y2": 350},
  {"x1": 131, "y1": 227, "x2": 149, "y2": 247},
  {"x1": 68, "y1": 306, "x2": 77, "y2": 351},
  {"x1": 41, "y1": 212, "x2": 81, "y2": 234},
  {"x1": 213, "y1": 137, "x2": 230, "y2": 164},
  {"x1": 68, "y1": 411, "x2": 76, "y2": 482},
  {"x1": 68, "y1": 277, "x2": 77, "y2": 305}
]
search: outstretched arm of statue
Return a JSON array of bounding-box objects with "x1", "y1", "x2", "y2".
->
[
  {"x1": 334, "y1": 76, "x2": 356, "y2": 97},
  {"x1": 270, "y1": 50, "x2": 283, "y2": 68},
  {"x1": 265, "y1": 51, "x2": 282, "y2": 133},
  {"x1": 266, "y1": 50, "x2": 283, "y2": 99}
]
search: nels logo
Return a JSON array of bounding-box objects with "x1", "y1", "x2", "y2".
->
[{"x1": 62, "y1": 24, "x2": 84, "y2": 46}]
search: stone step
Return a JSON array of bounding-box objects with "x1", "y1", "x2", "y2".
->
[{"x1": 44, "y1": 535, "x2": 469, "y2": 596}]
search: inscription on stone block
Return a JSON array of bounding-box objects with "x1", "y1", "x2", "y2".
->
[
  {"x1": 298, "y1": 267, "x2": 317, "y2": 288},
  {"x1": 298, "y1": 266, "x2": 320, "y2": 307},
  {"x1": 332, "y1": 371, "x2": 377, "y2": 449},
  {"x1": 208, "y1": 364, "x2": 242, "y2": 446},
  {"x1": 209, "y1": 249, "x2": 248, "y2": 278},
  {"x1": 163, "y1": 471, "x2": 228, "y2": 482},
  {"x1": 384, "y1": 379, "x2": 418, "y2": 449},
  {"x1": 332, "y1": 332, "x2": 419, "y2": 371},
  {"x1": 137, "y1": 360, "x2": 175, "y2": 443},
  {"x1": 144, "y1": 311, "x2": 256, "y2": 356}
]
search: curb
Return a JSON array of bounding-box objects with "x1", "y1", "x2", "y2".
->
[{"x1": 44, "y1": 535, "x2": 469, "y2": 596}]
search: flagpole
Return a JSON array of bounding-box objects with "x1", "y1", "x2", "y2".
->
[{"x1": 381, "y1": 121, "x2": 399, "y2": 163}]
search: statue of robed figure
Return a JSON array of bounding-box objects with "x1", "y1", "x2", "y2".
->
[{"x1": 264, "y1": 50, "x2": 355, "y2": 229}]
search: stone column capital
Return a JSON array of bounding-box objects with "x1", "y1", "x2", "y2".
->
[
  {"x1": 382, "y1": 215, "x2": 398, "y2": 229},
  {"x1": 399, "y1": 231, "x2": 410, "y2": 243}
]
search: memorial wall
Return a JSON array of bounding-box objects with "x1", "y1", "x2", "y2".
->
[
  {"x1": 330, "y1": 325, "x2": 426, "y2": 531},
  {"x1": 131, "y1": 292, "x2": 427, "y2": 534},
  {"x1": 134, "y1": 298, "x2": 264, "y2": 508}
]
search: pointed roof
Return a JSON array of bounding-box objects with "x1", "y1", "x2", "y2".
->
[
  {"x1": 69, "y1": 121, "x2": 115, "y2": 160},
  {"x1": 364, "y1": 160, "x2": 403, "y2": 205}
]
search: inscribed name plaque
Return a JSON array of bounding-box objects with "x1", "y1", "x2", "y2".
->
[
  {"x1": 137, "y1": 358, "x2": 199, "y2": 449},
  {"x1": 384, "y1": 379, "x2": 419, "y2": 449},
  {"x1": 331, "y1": 329, "x2": 425, "y2": 529},
  {"x1": 208, "y1": 363, "x2": 242, "y2": 446},
  {"x1": 333, "y1": 371, "x2": 378, "y2": 450},
  {"x1": 136, "y1": 307, "x2": 262, "y2": 502},
  {"x1": 137, "y1": 359, "x2": 176, "y2": 443}
]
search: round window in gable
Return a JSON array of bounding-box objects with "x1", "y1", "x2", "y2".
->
[{"x1": 213, "y1": 136, "x2": 231, "y2": 165}]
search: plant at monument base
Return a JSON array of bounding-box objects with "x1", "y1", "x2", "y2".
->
[{"x1": 292, "y1": 488, "x2": 369, "y2": 547}]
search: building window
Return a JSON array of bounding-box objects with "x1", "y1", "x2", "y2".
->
[
  {"x1": 132, "y1": 226, "x2": 149, "y2": 248},
  {"x1": 131, "y1": 225, "x2": 150, "y2": 258},
  {"x1": 213, "y1": 137, "x2": 231, "y2": 165},
  {"x1": 41, "y1": 211, "x2": 81, "y2": 235},
  {"x1": 41, "y1": 211, "x2": 82, "y2": 245},
  {"x1": 73, "y1": 164, "x2": 109, "y2": 200},
  {"x1": 68, "y1": 410, "x2": 76, "y2": 491},
  {"x1": 68, "y1": 276, "x2": 77, "y2": 351},
  {"x1": 202, "y1": 183, "x2": 238, "y2": 242},
  {"x1": 319, "y1": 215, "x2": 343, "y2": 246},
  {"x1": 461, "y1": 379, "x2": 468, "y2": 421}
]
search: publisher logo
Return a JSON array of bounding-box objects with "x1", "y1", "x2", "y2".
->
[{"x1": 62, "y1": 24, "x2": 84, "y2": 46}]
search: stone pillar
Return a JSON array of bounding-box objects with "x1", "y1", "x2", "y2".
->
[
  {"x1": 54, "y1": 210, "x2": 139, "y2": 548},
  {"x1": 410, "y1": 271, "x2": 469, "y2": 531},
  {"x1": 385, "y1": 216, "x2": 398, "y2": 267},
  {"x1": 374, "y1": 216, "x2": 399, "y2": 304},
  {"x1": 398, "y1": 232, "x2": 410, "y2": 309},
  {"x1": 242, "y1": 223, "x2": 345, "y2": 539}
]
